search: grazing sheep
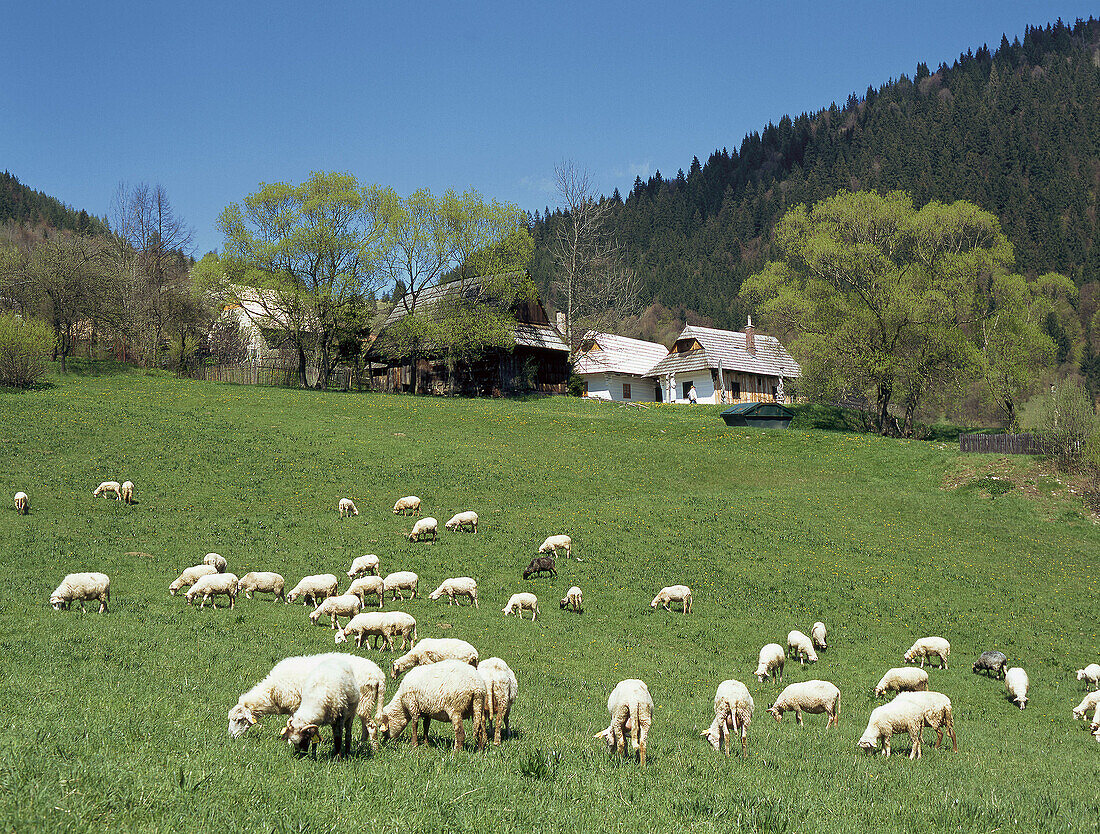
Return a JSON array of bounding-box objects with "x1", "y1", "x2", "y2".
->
[
  {"x1": 651, "y1": 585, "x2": 692, "y2": 614},
  {"x1": 478, "y1": 657, "x2": 519, "y2": 745},
  {"x1": 787, "y1": 630, "x2": 818, "y2": 665},
  {"x1": 393, "y1": 496, "x2": 421, "y2": 516},
  {"x1": 203, "y1": 553, "x2": 228, "y2": 573},
  {"x1": 904, "y1": 637, "x2": 950, "y2": 669},
  {"x1": 445, "y1": 511, "x2": 478, "y2": 533},
  {"x1": 347, "y1": 554, "x2": 380, "y2": 579},
  {"x1": 972, "y1": 650, "x2": 1009, "y2": 679},
  {"x1": 857, "y1": 698, "x2": 926, "y2": 759},
  {"x1": 595, "y1": 679, "x2": 653, "y2": 766},
  {"x1": 701, "y1": 679, "x2": 754, "y2": 756},
  {"x1": 338, "y1": 498, "x2": 359, "y2": 518},
  {"x1": 186, "y1": 573, "x2": 240, "y2": 609},
  {"x1": 755, "y1": 644, "x2": 785, "y2": 683},
  {"x1": 1071, "y1": 690, "x2": 1100, "y2": 720},
  {"x1": 50, "y1": 572, "x2": 110, "y2": 613},
  {"x1": 120, "y1": 481, "x2": 135, "y2": 504},
  {"x1": 408, "y1": 517, "x2": 438, "y2": 542},
  {"x1": 373, "y1": 659, "x2": 487, "y2": 751},
  {"x1": 811, "y1": 621, "x2": 827, "y2": 651},
  {"x1": 538, "y1": 534, "x2": 571, "y2": 557},
  {"x1": 347, "y1": 576, "x2": 385, "y2": 609},
  {"x1": 1005, "y1": 667, "x2": 1029, "y2": 709},
  {"x1": 236, "y1": 571, "x2": 286, "y2": 602},
  {"x1": 390, "y1": 637, "x2": 478, "y2": 679},
  {"x1": 503, "y1": 592, "x2": 539, "y2": 620},
  {"x1": 873, "y1": 667, "x2": 929, "y2": 698},
  {"x1": 309, "y1": 593, "x2": 363, "y2": 629},
  {"x1": 894, "y1": 691, "x2": 957, "y2": 752},
  {"x1": 382, "y1": 571, "x2": 419, "y2": 601},
  {"x1": 287, "y1": 574, "x2": 340, "y2": 607},
  {"x1": 13, "y1": 491, "x2": 29, "y2": 514},
  {"x1": 280, "y1": 656, "x2": 360, "y2": 756},
  {"x1": 92, "y1": 481, "x2": 122, "y2": 500},
  {"x1": 1076, "y1": 664, "x2": 1100, "y2": 690},
  {"x1": 336, "y1": 611, "x2": 418, "y2": 651},
  {"x1": 767, "y1": 680, "x2": 840, "y2": 728},
  {"x1": 1091, "y1": 710, "x2": 1100, "y2": 742},
  {"x1": 169, "y1": 564, "x2": 217, "y2": 596},
  {"x1": 429, "y1": 577, "x2": 478, "y2": 608},
  {"x1": 522, "y1": 556, "x2": 556, "y2": 580},
  {"x1": 560, "y1": 586, "x2": 583, "y2": 612}
]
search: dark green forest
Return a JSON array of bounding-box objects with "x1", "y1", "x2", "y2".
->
[{"x1": 0, "y1": 171, "x2": 107, "y2": 236}]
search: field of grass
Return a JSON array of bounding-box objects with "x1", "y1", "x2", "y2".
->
[{"x1": 0, "y1": 370, "x2": 1097, "y2": 833}]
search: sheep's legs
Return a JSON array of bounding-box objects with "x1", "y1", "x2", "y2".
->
[{"x1": 452, "y1": 715, "x2": 465, "y2": 750}]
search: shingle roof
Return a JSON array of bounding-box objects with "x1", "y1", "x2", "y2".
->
[
  {"x1": 644, "y1": 324, "x2": 801, "y2": 379},
  {"x1": 572, "y1": 332, "x2": 670, "y2": 377}
]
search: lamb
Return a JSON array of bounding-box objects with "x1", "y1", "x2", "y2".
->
[
  {"x1": 811, "y1": 621, "x2": 827, "y2": 651},
  {"x1": 787, "y1": 630, "x2": 818, "y2": 665},
  {"x1": 169, "y1": 564, "x2": 218, "y2": 595},
  {"x1": 755, "y1": 644, "x2": 785, "y2": 683},
  {"x1": 873, "y1": 667, "x2": 929, "y2": 698},
  {"x1": 445, "y1": 511, "x2": 478, "y2": 533},
  {"x1": 308, "y1": 593, "x2": 363, "y2": 629},
  {"x1": 1076, "y1": 663, "x2": 1100, "y2": 690},
  {"x1": 651, "y1": 585, "x2": 693, "y2": 614},
  {"x1": 280, "y1": 656, "x2": 360, "y2": 756},
  {"x1": 13, "y1": 491, "x2": 29, "y2": 514},
  {"x1": 120, "y1": 480, "x2": 135, "y2": 504},
  {"x1": 382, "y1": 570, "x2": 419, "y2": 601},
  {"x1": 186, "y1": 572, "x2": 240, "y2": 609},
  {"x1": 408, "y1": 517, "x2": 438, "y2": 542},
  {"x1": 767, "y1": 680, "x2": 840, "y2": 728},
  {"x1": 373, "y1": 658, "x2": 487, "y2": 751},
  {"x1": 701, "y1": 679, "x2": 754, "y2": 756},
  {"x1": 972, "y1": 650, "x2": 1009, "y2": 679},
  {"x1": 236, "y1": 571, "x2": 286, "y2": 602},
  {"x1": 559, "y1": 586, "x2": 583, "y2": 612},
  {"x1": 594, "y1": 679, "x2": 653, "y2": 766},
  {"x1": 522, "y1": 556, "x2": 556, "y2": 579},
  {"x1": 393, "y1": 495, "x2": 421, "y2": 516},
  {"x1": 1005, "y1": 667, "x2": 1029, "y2": 709},
  {"x1": 904, "y1": 636, "x2": 950, "y2": 669},
  {"x1": 203, "y1": 553, "x2": 228, "y2": 573},
  {"x1": 503, "y1": 592, "x2": 539, "y2": 620},
  {"x1": 347, "y1": 576, "x2": 385, "y2": 608},
  {"x1": 346, "y1": 554, "x2": 380, "y2": 578},
  {"x1": 286, "y1": 574, "x2": 340, "y2": 607},
  {"x1": 338, "y1": 498, "x2": 359, "y2": 518},
  {"x1": 1071, "y1": 690, "x2": 1100, "y2": 720},
  {"x1": 477, "y1": 657, "x2": 518, "y2": 745},
  {"x1": 538, "y1": 534, "x2": 571, "y2": 557},
  {"x1": 92, "y1": 480, "x2": 122, "y2": 500},
  {"x1": 50, "y1": 572, "x2": 110, "y2": 613},
  {"x1": 390, "y1": 637, "x2": 479, "y2": 679},
  {"x1": 857, "y1": 698, "x2": 927, "y2": 759},
  {"x1": 894, "y1": 691, "x2": 957, "y2": 752},
  {"x1": 336, "y1": 611, "x2": 418, "y2": 651},
  {"x1": 429, "y1": 577, "x2": 478, "y2": 608}
]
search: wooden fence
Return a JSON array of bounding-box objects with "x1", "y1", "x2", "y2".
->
[
  {"x1": 959, "y1": 433, "x2": 1049, "y2": 455},
  {"x1": 188, "y1": 362, "x2": 366, "y2": 390}
]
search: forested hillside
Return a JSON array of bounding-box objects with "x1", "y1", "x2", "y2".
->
[{"x1": 0, "y1": 171, "x2": 107, "y2": 235}]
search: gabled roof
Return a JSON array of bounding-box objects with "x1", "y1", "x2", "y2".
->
[
  {"x1": 644, "y1": 324, "x2": 801, "y2": 379},
  {"x1": 573, "y1": 331, "x2": 669, "y2": 377}
]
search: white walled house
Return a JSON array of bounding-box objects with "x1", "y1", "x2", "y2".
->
[{"x1": 572, "y1": 332, "x2": 669, "y2": 401}]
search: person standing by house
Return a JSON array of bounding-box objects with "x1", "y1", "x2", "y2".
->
[{"x1": 688, "y1": 384, "x2": 698, "y2": 404}]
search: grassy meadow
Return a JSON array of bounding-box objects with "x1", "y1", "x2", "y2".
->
[{"x1": 0, "y1": 369, "x2": 1097, "y2": 833}]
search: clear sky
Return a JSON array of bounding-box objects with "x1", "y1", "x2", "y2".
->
[{"x1": 1, "y1": 1, "x2": 1091, "y2": 256}]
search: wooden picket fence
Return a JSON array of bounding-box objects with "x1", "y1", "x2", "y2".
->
[
  {"x1": 959, "y1": 433, "x2": 1050, "y2": 455},
  {"x1": 188, "y1": 362, "x2": 366, "y2": 390}
]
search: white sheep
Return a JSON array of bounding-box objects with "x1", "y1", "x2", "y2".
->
[
  {"x1": 444, "y1": 511, "x2": 478, "y2": 533},
  {"x1": 373, "y1": 658, "x2": 487, "y2": 751},
  {"x1": 857, "y1": 697, "x2": 926, "y2": 759},
  {"x1": 894, "y1": 691, "x2": 957, "y2": 752},
  {"x1": 382, "y1": 571, "x2": 419, "y2": 601},
  {"x1": 767, "y1": 680, "x2": 840, "y2": 728},
  {"x1": 650, "y1": 585, "x2": 692, "y2": 614},
  {"x1": 309, "y1": 593, "x2": 363, "y2": 629},
  {"x1": 120, "y1": 480, "x2": 135, "y2": 504},
  {"x1": 503, "y1": 592, "x2": 539, "y2": 620},
  {"x1": 408, "y1": 517, "x2": 438, "y2": 542},
  {"x1": 390, "y1": 637, "x2": 479, "y2": 679},
  {"x1": 92, "y1": 480, "x2": 122, "y2": 500},
  {"x1": 595, "y1": 679, "x2": 653, "y2": 766},
  {"x1": 538, "y1": 534, "x2": 571, "y2": 556},
  {"x1": 203, "y1": 553, "x2": 228, "y2": 573},
  {"x1": 873, "y1": 667, "x2": 930, "y2": 698},
  {"x1": 1076, "y1": 663, "x2": 1100, "y2": 690},
  {"x1": 50, "y1": 572, "x2": 110, "y2": 613},
  {"x1": 559, "y1": 586, "x2": 583, "y2": 612},
  {"x1": 186, "y1": 573, "x2": 240, "y2": 609},
  {"x1": 1005, "y1": 667, "x2": 1029, "y2": 709},
  {"x1": 347, "y1": 554, "x2": 380, "y2": 578},
  {"x1": 755, "y1": 644, "x2": 785, "y2": 683},
  {"x1": 347, "y1": 576, "x2": 385, "y2": 608},
  {"x1": 13, "y1": 491, "x2": 29, "y2": 515},
  {"x1": 236, "y1": 571, "x2": 286, "y2": 602},
  {"x1": 169, "y1": 564, "x2": 218, "y2": 595},
  {"x1": 287, "y1": 574, "x2": 340, "y2": 607},
  {"x1": 280, "y1": 656, "x2": 360, "y2": 756},
  {"x1": 904, "y1": 637, "x2": 950, "y2": 669},
  {"x1": 429, "y1": 577, "x2": 479, "y2": 608},
  {"x1": 811, "y1": 621, "x2": 827, "y2": 651},
  {"x1": 1071, "y1": 690, "x2": 1100, "y2": 720},
  {"x1": 787, "y1": 630, "x2": 818, "y2": 665},
  {"x1": 338, "y1": 498, "x2": 359, "y2": 518},
  {"x1": 393, "y1": 495, "x2": 421, "y2": 516},
  {"x1": 1091, "y1": 709, "x2": 1100, "y2": 742},
  {"x1": 701, "y1": 679, "x2": 754, "y2": 756},
  {"x1": 336, "y1": 611, "x2": 418, "y2": 651},
  {"x1": 477, "y1": 657, "x2": 518, "y2": 745}
]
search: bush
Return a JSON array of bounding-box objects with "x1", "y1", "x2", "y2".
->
[
  {"x1": 0, "y1": 314, "x2": 53, "y2": 387},
  {"x1": 1020, "y1": 380, "x2": 1098, "y2": 467}
]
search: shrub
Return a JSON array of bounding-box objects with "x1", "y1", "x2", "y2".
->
[
  {"x1": 0, "y1": 314, "x2": 53, "y2": 387},
  {"x1": 1020, "y1": 380, "x2": 1097, "y2": 467}
]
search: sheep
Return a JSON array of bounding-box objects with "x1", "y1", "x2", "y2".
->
[
  {"x1": 477, "y1": 657, "x2": 518, "y2": 745},
  {"x1": 904, "y1": 637, "x2": 950, "y2": 669},
  {"x1": 767, "y1": 680, "x2": 840, "y2": 728},
  {"x1": 873, "y1": 667, "x2": 929, "y2": 698},
  {"x1": 894, "y1": 691, "x2": 957, "y2": 752},
  {"x1": 169, "y1": 564, "x2": 217, "y2": 595},
  {"x1": 92, "y1": 481, "x2": 122, "y2": 500},
  {"x1": 522, "y1": 556, "x2": 556, "y2": 580},
  {"x1": 1091, "y1": 710, "x2": 1100, "y2": 742},
  {"x1": 120, "y1": 480, "x2": 135, "y2": 504},
  {"x1": 811, "y1": 621, "x2": 827, "y2": 651},
  {"x1": 203, "y1": 552, "x2": 228, "y2": 573},
  {"x1": 336, "y1": 611, "x2": 418, "y2": 651},
  {"x1": 1005, "y1": 667, "x2": 1029, "y2": 709},
  {"x1": 236, "y1": 571, "x2": 286, "y2": 602},
  {"x1": 373, "y1": 658, "x2": 487, "y2": 751},
  {"x1": 538, "y1": 534, "x2": 571, "y2": 557},
  {"x1": 972, "y1": 650, "x2": 1009, "y2": 679},
  {"x1": 390, "y1": 637, "x2": 479, "y2": 679},
  {"x1": 50, "y1": 572, "x2": 110, "y2": 613},
  {"x1": 787, "y1": 630, "x2": 818, "y2": 665},
  {"x1": 1076, "y1": 663, "x2": 1100, "y2": 690},
  {"x1": 755, "y1": 644, "x2": 785, "y2": 683},
  {"x1": 429, "y1": 577, "x2": 478, "y2": 608},
  {"x1": 346, "y1": 554, "x2": 380, "y2": 579},
  {"x1": 407, "y1": 517, "x2": 437, "y2": 542},
  {"x1": 382, "y1": 571, "x2": 419, "y2": 601},
  {"x1": 309, "y1": 593, "x2": 363, "y2": 629},
  {"x1": 1071, "y1": 690, "x2": 1100, "y2": 720},
  {"x1": 651, "y1": 585, "x2": 693, "y2": 614},
  {"x1": 559, "y1": 586, "x2": 583, "y2": 612},
  {"x1": 287, "y1": 574, "x2": 340, "y2": 607},
  {"x1": 701, "y1": 679, "x2": 754, "y2": 756},
  {"x1": 347, "y1": 576, "x2": 385, "y2": 608},
  {"x1": 594, "y1": 679, "x2": 653, "y2": 766},
  {"x1": 445, "y1": 511, "x2": 478, "y2": 533},
  {"x1": 338, "y1": 498, "x2": 359, "y2": 518},
  {"x1": 280, "y1": 656, "x2": 360, "y2": 756},
  {"x1": 857, "y1": 698, "x2": 927, "y2": 759},
  {"x1": 503, "y1": 592, "x2": 539, "y2": 620},
  {"x1": 393, "y1": 496, "x2": 421, "y2": 516},
  {"x1": 186, "y1": 573, "x2": 240, "y2": 609},
  {"x1": 13, "y1": 491, "x2": 29, "y2": 515}
]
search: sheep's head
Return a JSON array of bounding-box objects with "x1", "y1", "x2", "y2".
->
[
  {"x1": 767, "y1": 705, "x2": 781, "y2": 722},
  {"x1": 334, "y1": 629, "x2": 347, "y2": 645},
  {"x1": 429, "y1": 589, "x2": 443, "y2": 601},
  {"x1": 1077, "y1": 669, "x2": 1088, "y2": 681},
  {"x1": 700, "y1": 728, "x2": 721, "y2": 751},
  {"x1": 49, "y1": 594, "x2": 66, "y2": 610},
  {"x1": 649, "y1": 597, "x2": 660, "y2": 609},
  {"x1": 227, "y1": 705, "x2": 256, "y2": 739},
  {"x1": 857, "y1": 735, "x2": 878, "y2": 754},
  {"x1": 873, "y1": 686, "x2": 885, "y2": 698},
  {"x1": 593, "y1": 727, "x2": 614, "y2": 748},
  {"x1": 281, "y1": 719, "x2": 321, "y2": 754},
  {"x1": 754, "y1": 670, "x2": 767, "y2": 683},
  {"x1": 390, "y1": 662, "x2": 401, "y2": 679},
  {"x1": 309, "y1": 609, "x2": 322, "y2": 624},
  {"x1": 904, "y1": 650, "x2": 916, "y2": 663},
  {"x1": 522, "y1": 569, "x2": 533, "y2": 580}
]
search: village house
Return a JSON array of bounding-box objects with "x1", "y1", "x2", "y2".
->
[
  {"x1": 221, "y1": 286, "x2": 310, "y2": 362},
  {"x1": 572, "y1": 331, "x2": 669, "y2": 402}
]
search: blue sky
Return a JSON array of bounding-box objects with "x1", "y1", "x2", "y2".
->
[{"x1": 1, "y1": 1, "x2": 1091, "y2": 255}]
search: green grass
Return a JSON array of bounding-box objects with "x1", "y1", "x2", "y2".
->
[{"x1": 0, "y1": 372, "x2": 1097, "y2": 833}]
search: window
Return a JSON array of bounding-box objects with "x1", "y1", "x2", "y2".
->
[{"x1": 622, "y1": 382, "x2": 631, "y2": 399}]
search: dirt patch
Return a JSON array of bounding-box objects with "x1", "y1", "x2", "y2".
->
[
  {"x1": 124, "y1": 551, "x2": 155, "y2": 559},
  {"x1": 944, "y1": 454, "x2": 1100, "y2": 521}
]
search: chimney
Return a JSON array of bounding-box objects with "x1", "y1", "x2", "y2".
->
[
  {"x1": 745, "y1": 316, "x2": 756, "y2": 354},
  {"x1": 556, "y1": 311, "x2": 566, "y2": 334}
]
